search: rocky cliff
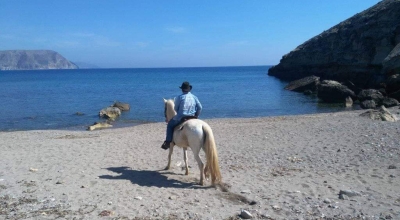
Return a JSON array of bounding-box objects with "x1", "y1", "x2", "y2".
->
[
  {"x1": 0, "y1": 50, "x2": 78, "y2": 70},
  {"x1": 268, "y1": 0, "x2": 400, "y2": 88}
]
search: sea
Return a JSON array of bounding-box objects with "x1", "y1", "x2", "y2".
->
[{"x1": 0, "y1": 66, "x2": 352, "y2": 131}]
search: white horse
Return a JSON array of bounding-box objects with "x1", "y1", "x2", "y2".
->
[{"x1": 163, "y1": 98, "x2": 221, "y2": 186}]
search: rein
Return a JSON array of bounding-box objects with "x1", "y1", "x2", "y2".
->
[{"x1": 164, "y1": 104, "x2": 167, "y2": 119}]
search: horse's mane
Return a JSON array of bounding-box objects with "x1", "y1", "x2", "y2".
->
[
  {"x1": 165, "y1": 99, "x2": 176, "y2": 120},
  {"x1": 166, "y1": 99, "x2": 175, "y2": 110}
]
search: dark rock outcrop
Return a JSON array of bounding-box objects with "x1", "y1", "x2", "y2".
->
[
  {"x1": 0, "y1": 50, "x2": 78, "y2": 70},
  {"x1": 112, "y1": 102, "x2": 130, "y2": 111},
  {"x1": 385, "y1": 74, "x2": 400, "y2": 94},
  {"x1": 317, "y1": 80, "x2": 356, "y2": 103},
  {"x1": 268, "y1": 0, "x2": 400, "y2": 88},
  {"x1": 360, "y1": 100, "x2": 377, "y2": 109},
  {"x1": 358, "y1": 89, "x2": 384, "y2": 105},
  {"x1": 382, "y1": 43, "x2": 400, "y2": 76},
  {"x1": 284, "y1": 75, "x2": 320, "y2": 92},
  {"x1": 382, "y1": 97, "x2": 400, "y2": 107},
  {"x1": 388, "y1": 89, "x2": 400, "y2": 100}
]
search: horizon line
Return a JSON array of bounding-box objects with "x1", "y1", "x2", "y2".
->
[{"x1": 76, "y1": 64, "x2": 274, "y2": 70}]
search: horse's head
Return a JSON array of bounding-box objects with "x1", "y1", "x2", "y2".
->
[{"x1": 163, "y1": 98, "x2": 177, "y2": 122}]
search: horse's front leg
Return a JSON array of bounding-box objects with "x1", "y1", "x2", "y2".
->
[
  {"x1": 183, "y1": 148, "x2": 189, "y2": 175},
  {"x1": 165, "y1": 145, "x2": 174, "y2": 170}
]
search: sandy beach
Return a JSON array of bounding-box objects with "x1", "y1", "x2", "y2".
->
[{"x1": 1, "y1": 108, "x2": 400, "y2": 220}]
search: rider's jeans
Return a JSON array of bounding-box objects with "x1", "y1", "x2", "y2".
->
[{"x1": 166, "y1": 119, "x2": 179, "y2": 142}]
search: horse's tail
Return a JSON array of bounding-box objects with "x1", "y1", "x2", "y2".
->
[{"x1": 202, "y1": 123, "x2": 222, "y2": 185}]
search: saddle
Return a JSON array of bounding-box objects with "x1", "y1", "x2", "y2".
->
[{"x1": 174, "y1": 116, "x2": 198, "y2": 130}]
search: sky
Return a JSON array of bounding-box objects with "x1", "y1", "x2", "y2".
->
[{"x1": 0, "y1": 0, "x2": 381, "y2": 68}]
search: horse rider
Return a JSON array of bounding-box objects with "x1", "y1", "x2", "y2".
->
[{"x1": 161, "y1": 81, "x2": 203, "y2": 150}]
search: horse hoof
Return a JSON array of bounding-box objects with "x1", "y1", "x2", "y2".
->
[
  {"x1": 164, "y1": 167, "x2": 170, "y2": 170},
  {"x1": 185, "y1": 171, "x2": 189, "y2": 175}
]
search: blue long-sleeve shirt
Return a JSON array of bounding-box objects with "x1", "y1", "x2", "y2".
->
[{"x1": 173, "y1": 92, "x2": 202, "y2": 121}]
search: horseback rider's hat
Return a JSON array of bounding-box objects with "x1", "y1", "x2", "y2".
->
[{"x1": 179, "y1": 81, "x2": 192, "y2": 92}]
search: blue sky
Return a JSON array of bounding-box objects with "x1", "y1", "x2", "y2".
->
[{"x1": 0, "y1": 0, "x2": 381, "y2": 68}]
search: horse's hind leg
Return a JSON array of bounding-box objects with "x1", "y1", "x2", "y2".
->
[
  {"x1": 183, "y1": 148, "x2": 189, "y2": 175},
  {"x1": 165, "y1": 146, "x2": 174, "y2": 170},
  {"x1": 192, "y1": 148, "x2": 205, "y2": 185}
]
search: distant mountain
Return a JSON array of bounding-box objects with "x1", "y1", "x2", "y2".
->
[
  {"x1": 73, "y1": 62, "x2": 100, "y2": 69},
  {"x1": 0, "y1": 50, "x2": 78, "y2": 70}
]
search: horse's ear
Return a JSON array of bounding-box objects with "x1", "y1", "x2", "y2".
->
[{"x1": 163, "y1": 98, "x2": 167, "y2": 103}]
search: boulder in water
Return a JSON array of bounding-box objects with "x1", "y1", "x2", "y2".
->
[
  {"x1": 99, "y1": 107, "x2": 121, "y2": 119},
  {"x1": 112, "y1": 102, "x2": 130, "y2": 111}
]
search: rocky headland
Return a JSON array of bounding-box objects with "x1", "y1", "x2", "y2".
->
[
  {"x1": 268, "y1": 0, "x2": 400, "y2": 108},
  {"x1": 0, "y1": 50, "x2": 78, "y2": 70}
]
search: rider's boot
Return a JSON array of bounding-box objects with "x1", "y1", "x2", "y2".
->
[{"x1": 161, "y1": 141, "x2": 171, "y2": 150}]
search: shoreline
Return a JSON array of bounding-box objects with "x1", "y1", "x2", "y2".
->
[
  {"x1": 1, "y1": 107, "x2": 400, "y2": 219},
  {"x1": 1, "y1": 105, "x2": 361, "y2": 133}
]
